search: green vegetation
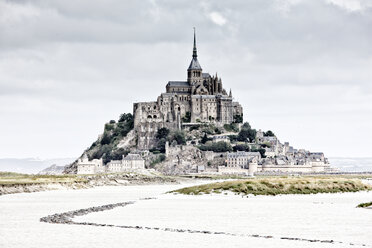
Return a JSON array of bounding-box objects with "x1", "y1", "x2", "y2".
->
[
  {"x1": 223, "y1": 123, "x2": 239, "y2": 133},
  {"x1": 171, "y1": 177, "x2": 372, "y2": 196},
  {"x1": 233, "y1": 144, "x2": 250, "y2": 152},
  {"x1": 233, "y1": 114, "x2": 243, "y2": 123},
  {"x1": 156, "y1": 127, "x2": 170, "y2": 140},
  {"x1": 87, "y1": 113, "x2": 134, "y2": 164},
  {"x1": 188, "y1": 125, "x2": 200, "y2": 131},
  {"x1": 251, "y1": 148, "x2": 266, "y2": 158},
  {"x1": 182, "y1": 112, "x2": 191, "y2": 123},
  {"x1": 0, "y1": 172, "x2": 86, "y2": 186},
  {"x1": 357, "y1": 201, "x2": 372, "y2": 208},
  {"x1": 149, "y1": 154, "x2": 166, "y2": 168},
  {"x1": 201, "y1": 133, "x2": 212, "y2": 144},
  {"x1": 169, "y1": 130, "x2": 186, "y2": 145},
  {"x1": 237, "y1": 122, "x2": 256, "y2": 142},
  {"x1": 151, "y1": 128, "x2": 187, "y2": 153},
  {"x1": 201, "y1": 124, "x2": 222, "y2": 135},
  {"x1": 199, "y1": 141, "x2": 232, "y2": 152},
  {"x1": 264, "y1": 130, "x2": 275, "y2": 137}
]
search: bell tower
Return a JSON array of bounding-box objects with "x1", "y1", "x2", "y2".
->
[{"x1": 187, "y1": 28, "x2": 202, "y2": 84}]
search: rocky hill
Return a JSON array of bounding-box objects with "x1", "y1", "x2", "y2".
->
[
  {"x1": 63, "y1": 113, "x2": 136, "y2": 174},
  {"x1": 38, "y1": 164, "x2": 65, "y2": 175}
]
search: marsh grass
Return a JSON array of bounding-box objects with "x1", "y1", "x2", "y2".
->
[
  {"x1": 357, "y1": 201, "x2": 372, "y2": 208},
  {"x1": 171, "y1": 177, "x2": 372, "y2": 196},
  {"x1": 0, "y1": 172, "x2": 86, "y2": 186}
]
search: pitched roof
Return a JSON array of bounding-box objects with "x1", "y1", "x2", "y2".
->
[
  {"x1": 124, "y1": 153, "x2": 143, "y2": 161},
  {"x1": 188, "y1": 58, "x2": 202, "y2": 70},
  {"x1": 167, "y1": 81, "x2": 190, "y2": 87}
]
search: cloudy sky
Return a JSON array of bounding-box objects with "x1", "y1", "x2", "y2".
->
[{"x1": 0, "y1": 0, "x2": 371, "y2": 159}]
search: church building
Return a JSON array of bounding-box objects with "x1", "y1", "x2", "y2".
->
[{"x1": 133, "y1": 30, "x2": 243, "y2": 149}]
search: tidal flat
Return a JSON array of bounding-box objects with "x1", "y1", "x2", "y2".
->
[{"x1": 1, "y1": 178, "x2": 372, "y2": 248}]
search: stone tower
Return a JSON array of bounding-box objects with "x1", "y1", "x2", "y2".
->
[{"x1": 187, "y1": 28, "x2": 203, "y2": 85}]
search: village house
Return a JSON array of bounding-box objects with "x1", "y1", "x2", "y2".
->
[
  {"x1": 77, "y1": 153, "x2": 145, "y2": 174},
  {"x1": 76, "y1": 155, "x2": 104, "y2": 174}
]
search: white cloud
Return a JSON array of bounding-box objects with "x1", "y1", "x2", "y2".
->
[
  {"x1": 208, "y1": 11, "x2": 227, "y2": 26},
  {"x1": 325, "y1": 0, "x2": 372, "y2": 12}
]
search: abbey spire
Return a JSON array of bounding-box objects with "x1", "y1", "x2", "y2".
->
[
  {"x1": 192, "y1": 27, "x2": 198, "y2": 59},
  {"x1": 188, "y1": 28, "x2": 202, "y2": 83}
]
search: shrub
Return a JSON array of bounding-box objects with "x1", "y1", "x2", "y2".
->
[
  {"x1": 264, "y1": 130, "x2": 275, "y2": 137},
  {"x1": 199, "y1": 141, "x2": 232, "y2": 152},
  {"x1": 118, "y1": 113, "x2": 133, "y2": 123},
  {"x1": 251, "y1": 148, "x2": 266, "y2": 158},
  {"x1": 189, "y1": 125, "x2": 200, "y2": 131},
  {"x1": 201, "y1": 133, "x2": 211, "y2": 144},
  {"x1": 156, "y1": 128, "x2": 170, "y2": 140},
  {"x1": 100, "y1": 132, "x2": 112, "y2": 145},
  {"x1": 156, "y1": 138, "x2": 167, "y2": 153},
  {"x1": 233, "y1": 114, "x2": 243, "y2": 123},
  {"x1": 168, "y1": 130, "x2": 186, "y2": 145},
  {"x1": 110, "y1": 148, "x2": 129, "y2": 160},
  {"x1": 228, "y1": 135, "x2": 238, "y2": 142},
  {"x1": 104, "y1": 123, "x2": 115, "y2": 131},
  {"x1": 224, "y1": 123, "x2": 239, "y2": 132},
  {"x1": 237, "y1": 122, "x2": 256, "y2": 142},
  {"x1": 182, "y1": 112, "x2": 191, "y2": 123},
  {"x1": 149, "y1": 154, "x2": 166, "y2": 167},
  {"x1": 233, "y1": 144, "x2": 250, "y2": 152}
]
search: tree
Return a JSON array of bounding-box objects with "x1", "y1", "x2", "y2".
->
[
  {"x1": 111, "y1": 148, "x2": 129, "y2": 160},
  {"x1": 199, "y1": 141, "x2": 232, "y2": 152},
  {"x1": 252, "y1": 148, "x2": 266, "y2": 158},
  {"x1": 228, "y1": 135, "x2": 238, "y2": 142},
  {"x1": 182, "y1": 112, "x2": 191, "y2": 123},
  {"x1": 224, "y1": 123, "x2": 239, "y2": 132},
  {"x1": 156, "y1": 138, "x2": 167, "y2": 153},
  {"x1": 233, "y1": 114, "x2": 243, "y2": 123},
  {"x1": 237, "y1": 122, "x2": 256, "y2": 142},
  {"x1": 201, "y1": 133, "x2": 209, "y2": 144},
  {"x1": 169, "y1": 130, "x2": 186, "y2": 145},
  {"x1": 100, "y1": 132, "x2": 112, "y2": 145},
  {"x1": 118, "y1": 113, "x2": 133, "y2": 123},
  {"x1": 233, "y1": 144, "x2": 250, "y2": 152},
  {"x1": 156, "y1": 127, "x2": 170, "y2": 140},
  {"x1": 264, "y1": 130, "x2": 275, "y2": 137}
]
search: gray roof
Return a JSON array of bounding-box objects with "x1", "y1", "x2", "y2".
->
[
  {"x1": 167, "y1": 81, "x2": 190, "y2": 87},
  {"x1": 124, "y1": 153, "x2": 143, "y2": 161},
  {"x1": 188, "y1": 58, "x2": 202, "y2": 70},
  {"x1": 227, "y1": 152, "x2": 261, "y2": 158},
  {"x1": 191, "y1": 95, "x2": 217, "y2": 99},
  {"x1": 202, "y1": 73, "x2": 210, "y2": 78}
]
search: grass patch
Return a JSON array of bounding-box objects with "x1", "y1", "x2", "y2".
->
[
  {"x1": 357, "y1": 201, "x2": 372, "y2": 208},
  {"x1": 170, "y1": 177, "x2": 372, "y2": 196},
  {"x1": 0, "y1": 172, "x2": 86, "y2": 186}
]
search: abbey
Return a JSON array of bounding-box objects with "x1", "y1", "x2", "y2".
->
[{"x1": 133, "y1": 31, "x2": 243, "y2": 149}]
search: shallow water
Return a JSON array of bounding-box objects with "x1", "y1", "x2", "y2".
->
[{"x1": 1, "y1": 183, "x2": 371, "y2": 248}]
